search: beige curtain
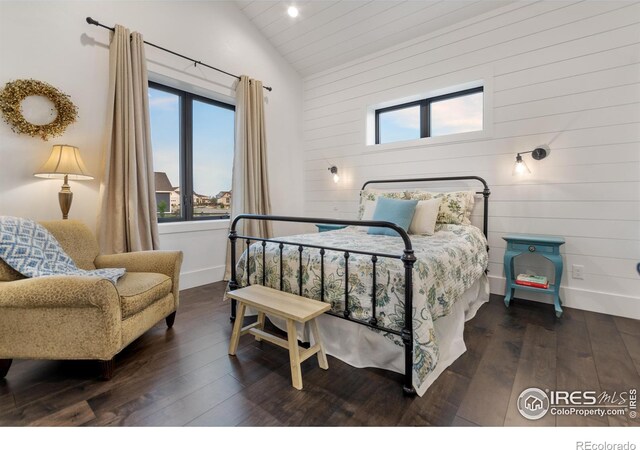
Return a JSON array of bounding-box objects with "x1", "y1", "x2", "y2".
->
[
  {"x1": 225, "y1": 75, "x2": 273, "y2": 279},
  {"x1": 97, "y1": 25, "x2": 159, "y2": 254}
]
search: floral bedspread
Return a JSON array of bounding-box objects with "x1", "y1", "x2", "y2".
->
[{"x1": 235, "y1": 224, "x2": 488, "y2": 391}]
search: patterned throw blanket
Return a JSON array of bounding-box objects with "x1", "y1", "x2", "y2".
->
[{"x1": 0, "y1": 216, "x2": 125, "y2": 284}]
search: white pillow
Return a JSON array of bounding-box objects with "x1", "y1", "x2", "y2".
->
[
  {"x1": 361, "y1": 199, "x2": 377, "y2": 220},
  {"x1": 409, "y1": 198, "x2": 442, "y2": 235}
]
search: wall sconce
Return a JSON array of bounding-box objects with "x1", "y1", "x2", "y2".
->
[
  {"x1": 34, "y1": 145, "x2": 94, "y2": 219},
  {"x1": 513, "y1": 145, "x2": 550, "y2": 175},
  {"x1": 328, "y1": 165, "x2": 339, "y2": 183}
]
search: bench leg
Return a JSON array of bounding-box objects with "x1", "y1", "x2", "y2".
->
[
  {"x1": 309, "y1": 319, "x2": 328, "y2": 370},
  {"x1": 255, "y1": 312, "x2": 266, "y2": 342},
  {"x1": 286, "y1": 319, "x2": 303, "y2": 390},
  {"x1": 228, "y1": 303, "x2": 246, "y2": 356}
]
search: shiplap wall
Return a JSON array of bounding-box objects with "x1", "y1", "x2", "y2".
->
[{"x1": 301, "y1": 1, "x2": 640, "y2": 319}]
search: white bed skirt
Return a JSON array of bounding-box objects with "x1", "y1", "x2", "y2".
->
[{"x1": 266, "y1": 274, "x2": 490, "y2": 397}]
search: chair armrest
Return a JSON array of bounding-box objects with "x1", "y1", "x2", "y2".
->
[
  {"x1": 0, "y1": 277, "x2": 122, "y2": 361},
  {"x1": 0, "y1": 276, "x2": 119, "y2": 310},
  {"x1": 95, "y1": 251, "x2": 183, "y2": 280}
]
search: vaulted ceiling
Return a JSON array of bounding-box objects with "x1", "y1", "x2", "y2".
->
[{"x1": 235, "y1": 1, "x2": 512, "y2": 77}]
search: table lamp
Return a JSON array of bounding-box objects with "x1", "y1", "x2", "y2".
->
[{"x1": 34, "y1": 145, "x2": 94, "y2": 219}]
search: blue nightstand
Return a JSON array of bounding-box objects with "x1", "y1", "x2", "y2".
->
[
  {"x1": 502, "y1": 234, "x2": 565, "y2": 318},
  {"x1": 315, "y1": 224, "x2": 347, "y2": 233}
]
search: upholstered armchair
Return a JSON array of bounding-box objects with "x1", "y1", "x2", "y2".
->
[{"x1": 0, "y1": 220, "x2": 182, "y2": 380}]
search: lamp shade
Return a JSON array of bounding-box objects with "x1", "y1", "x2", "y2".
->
[{"x1": 34, "y1": 145, "x2": 93, "y2": 180}]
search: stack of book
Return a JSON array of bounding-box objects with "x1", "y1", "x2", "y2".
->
[{"x1": 515, "y1": 274, "x2": 549, "y2": 289}]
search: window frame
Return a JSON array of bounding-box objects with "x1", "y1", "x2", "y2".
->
[
  {"x1": 149, "y1": 81, "x2": 235, "y2": 223},
  {"x1": 374, "y1": 86, "x2": 483, "y2": 145}
]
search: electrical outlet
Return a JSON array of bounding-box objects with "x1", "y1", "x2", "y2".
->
[{"x1": 572, "y1": 264, "x2": 584, "y2": 280}]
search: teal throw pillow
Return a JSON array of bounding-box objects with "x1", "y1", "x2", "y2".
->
[{"x1": 368, "y1": 197, "x2": 418, "y2": 236}]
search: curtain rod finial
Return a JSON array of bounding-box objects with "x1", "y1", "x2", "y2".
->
[{"x1": 86, "y1": 17, "x2": 99, "y2": 25}]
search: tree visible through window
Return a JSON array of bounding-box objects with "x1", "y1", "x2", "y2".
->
[{"x1": 149, "y1": 82, "x2": 235, "y2": 222}]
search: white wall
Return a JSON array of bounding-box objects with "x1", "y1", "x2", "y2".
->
[
  {"x1": 301, "y1": 1, "x2": 640, "y2": 318},
  {"x1": 0, "y1": 1, "x2": 304, "y2": 289}
]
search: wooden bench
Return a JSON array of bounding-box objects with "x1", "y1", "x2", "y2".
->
[{"x1": 227, "y1": 285, "x2": 331, "y2": 390}]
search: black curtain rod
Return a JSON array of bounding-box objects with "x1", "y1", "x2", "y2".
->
[{"x1": 86, "y1": 17, "x2": 273, "y2": 92}]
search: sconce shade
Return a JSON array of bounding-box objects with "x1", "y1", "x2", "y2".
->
[
  {"x1": 34, "y1": 145, "x2": 93, "y2": 180},
  {"x1": 329, "y1": 165, "x2": 339, "y2": 183},
  {"x1": 512, "y1": 144, "x2": 549, "y2": 176},
  {"x1": 512, "y1": 154, "x2": 530, "y2": 176}
]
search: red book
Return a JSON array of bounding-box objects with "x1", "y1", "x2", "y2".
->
[{"x1": 515, "y1": 279, "x2": 549, "y2": 289}]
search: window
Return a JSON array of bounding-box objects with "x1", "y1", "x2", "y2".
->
[
  {"x1": 375, "y1": 87, "x2": 483, "y2": 144},
  {"x1": 149, "y1": 81, "x2": 235, "y2": 222}
]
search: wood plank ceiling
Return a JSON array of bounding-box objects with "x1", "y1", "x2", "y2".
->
[{"x1": 235, "y1": 1, "x2": 513, "y2": 77}]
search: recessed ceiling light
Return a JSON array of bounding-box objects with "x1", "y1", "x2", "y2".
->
[{"x1": 287, "y1": 6, "x2": 299, "y2": 18}]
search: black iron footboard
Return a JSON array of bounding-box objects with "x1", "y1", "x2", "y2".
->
[
  {"x1": 228, "y1": 176, "x2": 490, "y2": 396},
  {"x1": 229, "y1": 215, "x2": 417, "y2": 395}
]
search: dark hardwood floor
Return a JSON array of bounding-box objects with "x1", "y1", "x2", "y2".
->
[{"x1": 0, "y1": 281, "x2": 638, "y2": 426}]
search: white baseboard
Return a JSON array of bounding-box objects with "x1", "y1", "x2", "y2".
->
[
  {"x1": 488, "y1": 275, "x2": 640, "y2": 320},
  {"x1": 179, "y1": 265, "x2": 226, "y2": 290}
]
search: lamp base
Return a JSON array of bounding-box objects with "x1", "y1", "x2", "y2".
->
[{"x1": 58, "y1": 176, "x2": 73, "y2": 220}]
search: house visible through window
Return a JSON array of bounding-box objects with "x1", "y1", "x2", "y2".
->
[
  {"x1": 375, "y1": 87, "x2": 483, "y2": 144},
  {"x1": 149, "y1": 82, "x2": 235, "y2": 222}
]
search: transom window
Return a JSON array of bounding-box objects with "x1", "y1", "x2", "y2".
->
[
  {"x1": 148, "y1": 81, "x2": 235, "y2": 222},
  {"x1": 375, "y1": 87, "x2": 483, "y2": 145}
]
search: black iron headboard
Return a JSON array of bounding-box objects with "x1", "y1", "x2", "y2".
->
[{"x1": 361, "y1": 175, "x2": 490, "y2": 241}]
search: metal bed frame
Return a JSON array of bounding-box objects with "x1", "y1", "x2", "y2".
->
[{"x1": 228, "y1": 176, "x2": 490, "y2": 395}]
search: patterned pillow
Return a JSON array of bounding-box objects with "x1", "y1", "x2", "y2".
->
[
  {"x1": 357, "y1": 189, "x2": 408, "y2": 219},
  {"x1": 406, "y1": 190, "x2": 475, "y2": 225}
]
